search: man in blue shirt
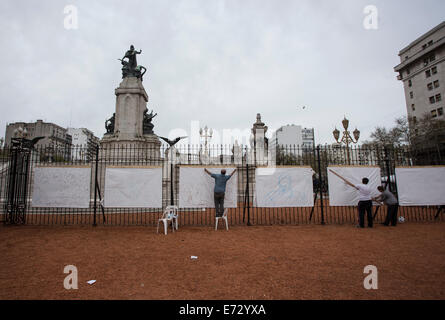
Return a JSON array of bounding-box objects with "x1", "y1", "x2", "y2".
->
[{"x1": 204, "y1": 168, "x2": 237, "y2": 217}]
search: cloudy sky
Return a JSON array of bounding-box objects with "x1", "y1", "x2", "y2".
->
[{"x1": 0, "y1": 0, "x2": 444, "y2": 146}]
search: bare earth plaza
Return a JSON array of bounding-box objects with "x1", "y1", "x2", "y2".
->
[{"x1": 0, "y1": 1, "x2": 445, "y2": 310}]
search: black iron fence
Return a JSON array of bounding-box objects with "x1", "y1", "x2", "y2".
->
[{"x1": 0, "y1": 143, "x2": 443, "y2": 226}]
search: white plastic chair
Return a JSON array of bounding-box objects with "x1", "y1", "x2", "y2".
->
[
  {"x1": 157, "y1": 206, "x2": 179, "y2": 235},
  {"x1": 215, "y1": 208, "x2": 229, "y2": 231}
]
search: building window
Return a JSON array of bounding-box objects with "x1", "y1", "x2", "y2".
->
[
  {"x1": 427, "y1": 83, "x2": 433, "y2": 90},
  {"x1": 422, "y1": 44, "x2": 428, "y2": 50},
  {"x1": 436, "y1": 94, "x2": 442, "y2": 102},
  {"x1": 410, "y1": 92, "x2": 414, "y2": 99},
  {"x1": 438, "y1": 107, "x2": 444, "y2": 116},
  {"x1": 431, "y1": 110, "x2": 437, "y2": 118},
  {"x1": 430, "y1": 54, "x2": 436, "y2": 62},
  {"x1": 434, "y1": 80, "x2": 440, "y2": 88},
  {"x1": 408, "y1": 80, "x2": 412, "y2": 87},
  {"x1": 406, "y1": 68, "x2": 410, "y2": 75},
  {"x1": 413, "y1": 116, "x2": 417, "y2": 124},
  {"x1": 426, "y1": 70, "x2": 431, "y2": 78},
  {"x1": 424, "y1": 58, "x2": 429, "y2": 67},
  {"x1": 432, "y1": 66, "x2": 437, "y2": 75},
  {"x1": 428, "y1": 40, "x2": 434, "y2": 46},
  {"x1": 411, "y1": 104, "x2": 415, "y2": 111},
  {"x1": 430, "y1": 96, "x2": 436, "y2": 104}
]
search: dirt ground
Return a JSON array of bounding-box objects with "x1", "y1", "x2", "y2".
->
[{"x1": 0, "y1": 222, "x2": 444, "y2": 300}]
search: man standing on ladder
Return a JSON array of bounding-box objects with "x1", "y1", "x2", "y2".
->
[{"x1": 204, "y1": 168, "x2": 237, "y2": 217}]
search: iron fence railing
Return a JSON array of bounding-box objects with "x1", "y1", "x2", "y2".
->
[{"x1": 0, "y1": 143, "x2": 443, "y2": 226}]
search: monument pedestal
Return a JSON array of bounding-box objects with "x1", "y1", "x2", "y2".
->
[{"x1": 100, "y1": 76, "x2": 161, "y2": 162}]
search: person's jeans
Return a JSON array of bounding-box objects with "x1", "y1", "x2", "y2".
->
[
  {"x1": 384, "y1": 204, "x2": 399, "y2": 226},
  {"x1": 214, "y1": 192, "x2": 225, "y2": 217},
  {"x1": 358, "y1": 200, "x2": 373, "y2": 228}
]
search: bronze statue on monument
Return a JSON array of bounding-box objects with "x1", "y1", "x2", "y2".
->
[
  {"x1": 143, "y1": 108, "x2": 157, "y2": 135},
  {"x1": 105, "y1": 113, "x2": 115, "y2": 134},
  {"x1": 118, "y1": 45, "x2": 147, "y2": 80},
  {"x1": 101, "y1": 45, "x2": 161, "y2": 160}
]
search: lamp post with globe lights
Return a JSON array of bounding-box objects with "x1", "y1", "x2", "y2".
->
[{"x1": 333, "y1": 117, "x2": 360, "y2": 165}]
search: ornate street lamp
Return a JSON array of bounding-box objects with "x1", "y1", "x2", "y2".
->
[{"x1": 333, "y1": 117, "x2": 360, "y2": 164}]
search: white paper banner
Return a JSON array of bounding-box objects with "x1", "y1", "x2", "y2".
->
[
  {"x1": 327, "y1": 166, "x2": 381, "y2": 206},
  {"x1": 104, "y1": 167, "x2": 162, "y2": 208},
  {"x1": 395, "y1": 167, "x2": 445, "y2": 206},
  {"x1": 255, "y1": 167, "x2": 314, "y2": 207},
  {"x1": 179, "y1": 167, "x2": 237, "y2": 208},
  {"x1": 32, "y1": 167, "x2": 91, "y2": 208}
]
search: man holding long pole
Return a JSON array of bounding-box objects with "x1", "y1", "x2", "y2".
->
[{"x1": 329, "y1": 170, "x2": 373, "y2": 228}]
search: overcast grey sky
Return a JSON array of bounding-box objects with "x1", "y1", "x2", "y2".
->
[{"x1": 0, "y1": 0, "x2": 444, "y2": 146}]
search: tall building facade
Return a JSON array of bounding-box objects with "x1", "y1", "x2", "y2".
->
[
  {"x1": 271, "y1": 124, "x2": 303, "y2": 147},
  {"x1": 5, "y1": 120, "x2": 72, "y2": 148},
  {"x1": 67, "y1": 128, "x2": 99, "y2": 161},
  {"x1": 301, "y1": 128, "x2": 315, "y2": 149},
  {"x1": 271, "y1": 125, "x2": 314, "y2": 148},
  {"x1": 394, "y1": 21, "x2": 445, "y2": 123}
]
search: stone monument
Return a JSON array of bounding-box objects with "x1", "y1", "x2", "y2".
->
[
  {"x1": 249, "y1": 113, "x2": 268, "y2": 165},
  {"x1": 101, "y1": 45, "x2": 161, "y2": 161}
]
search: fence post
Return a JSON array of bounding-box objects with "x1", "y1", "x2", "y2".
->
[
  {"x1": 93, "y1": 144, "x2": 99, "y2": 227},
  {"x1": 316, "y1": 145, "x2": 325, "y2": 225},
  {"x1": 242, "y1": 146, "x2": 251, "y2": 226},
  {"x1": 170, "y1": 161, "x2": 174, "y2": 206},
  {"x1": 384, "y1": 147, "x2": 392, "y2": 192},
  {"x1": 246, "y1": 151, "x2": 251, "y2": 226},
  {"x1": 6, "y1": 146, "x2": 18, "y2": 224}
]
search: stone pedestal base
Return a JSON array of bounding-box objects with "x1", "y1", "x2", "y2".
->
[{"x1": 100, "y1": 134, "x2": 162, "y2": 163}]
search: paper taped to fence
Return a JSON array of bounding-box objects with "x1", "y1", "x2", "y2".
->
[
  {"x1": 32, "y1": 167, "x2": 91, "y2": 208},
  {"x1": 104, "y1": 167, "x2": 162, "y2": 208},
  {"x1": 395, "y1": 167, "x2": 445, "y2": 206},
  {"x1": 327, "y1": 166, "x2": 381, "y2": 206},
  {"x1": 255, "y1": 167, "x2": 314, "y2": 207},
  {"x1": 178, "y1": 167, "x2": 237, "y2": 208}
]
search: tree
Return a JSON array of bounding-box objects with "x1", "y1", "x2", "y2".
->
[
  {"x1": 366, "y1": 116, "x2": 411, "y2": 147},
  {"x1": 392, "y1": 116, "x2": 411, "y2": 146},
  {"x1": 409, "y1": 114, "x2": 445, "y2": 163},
  {"x1": 365, "y1": 114, "x2": 445, "y2": 164}
]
